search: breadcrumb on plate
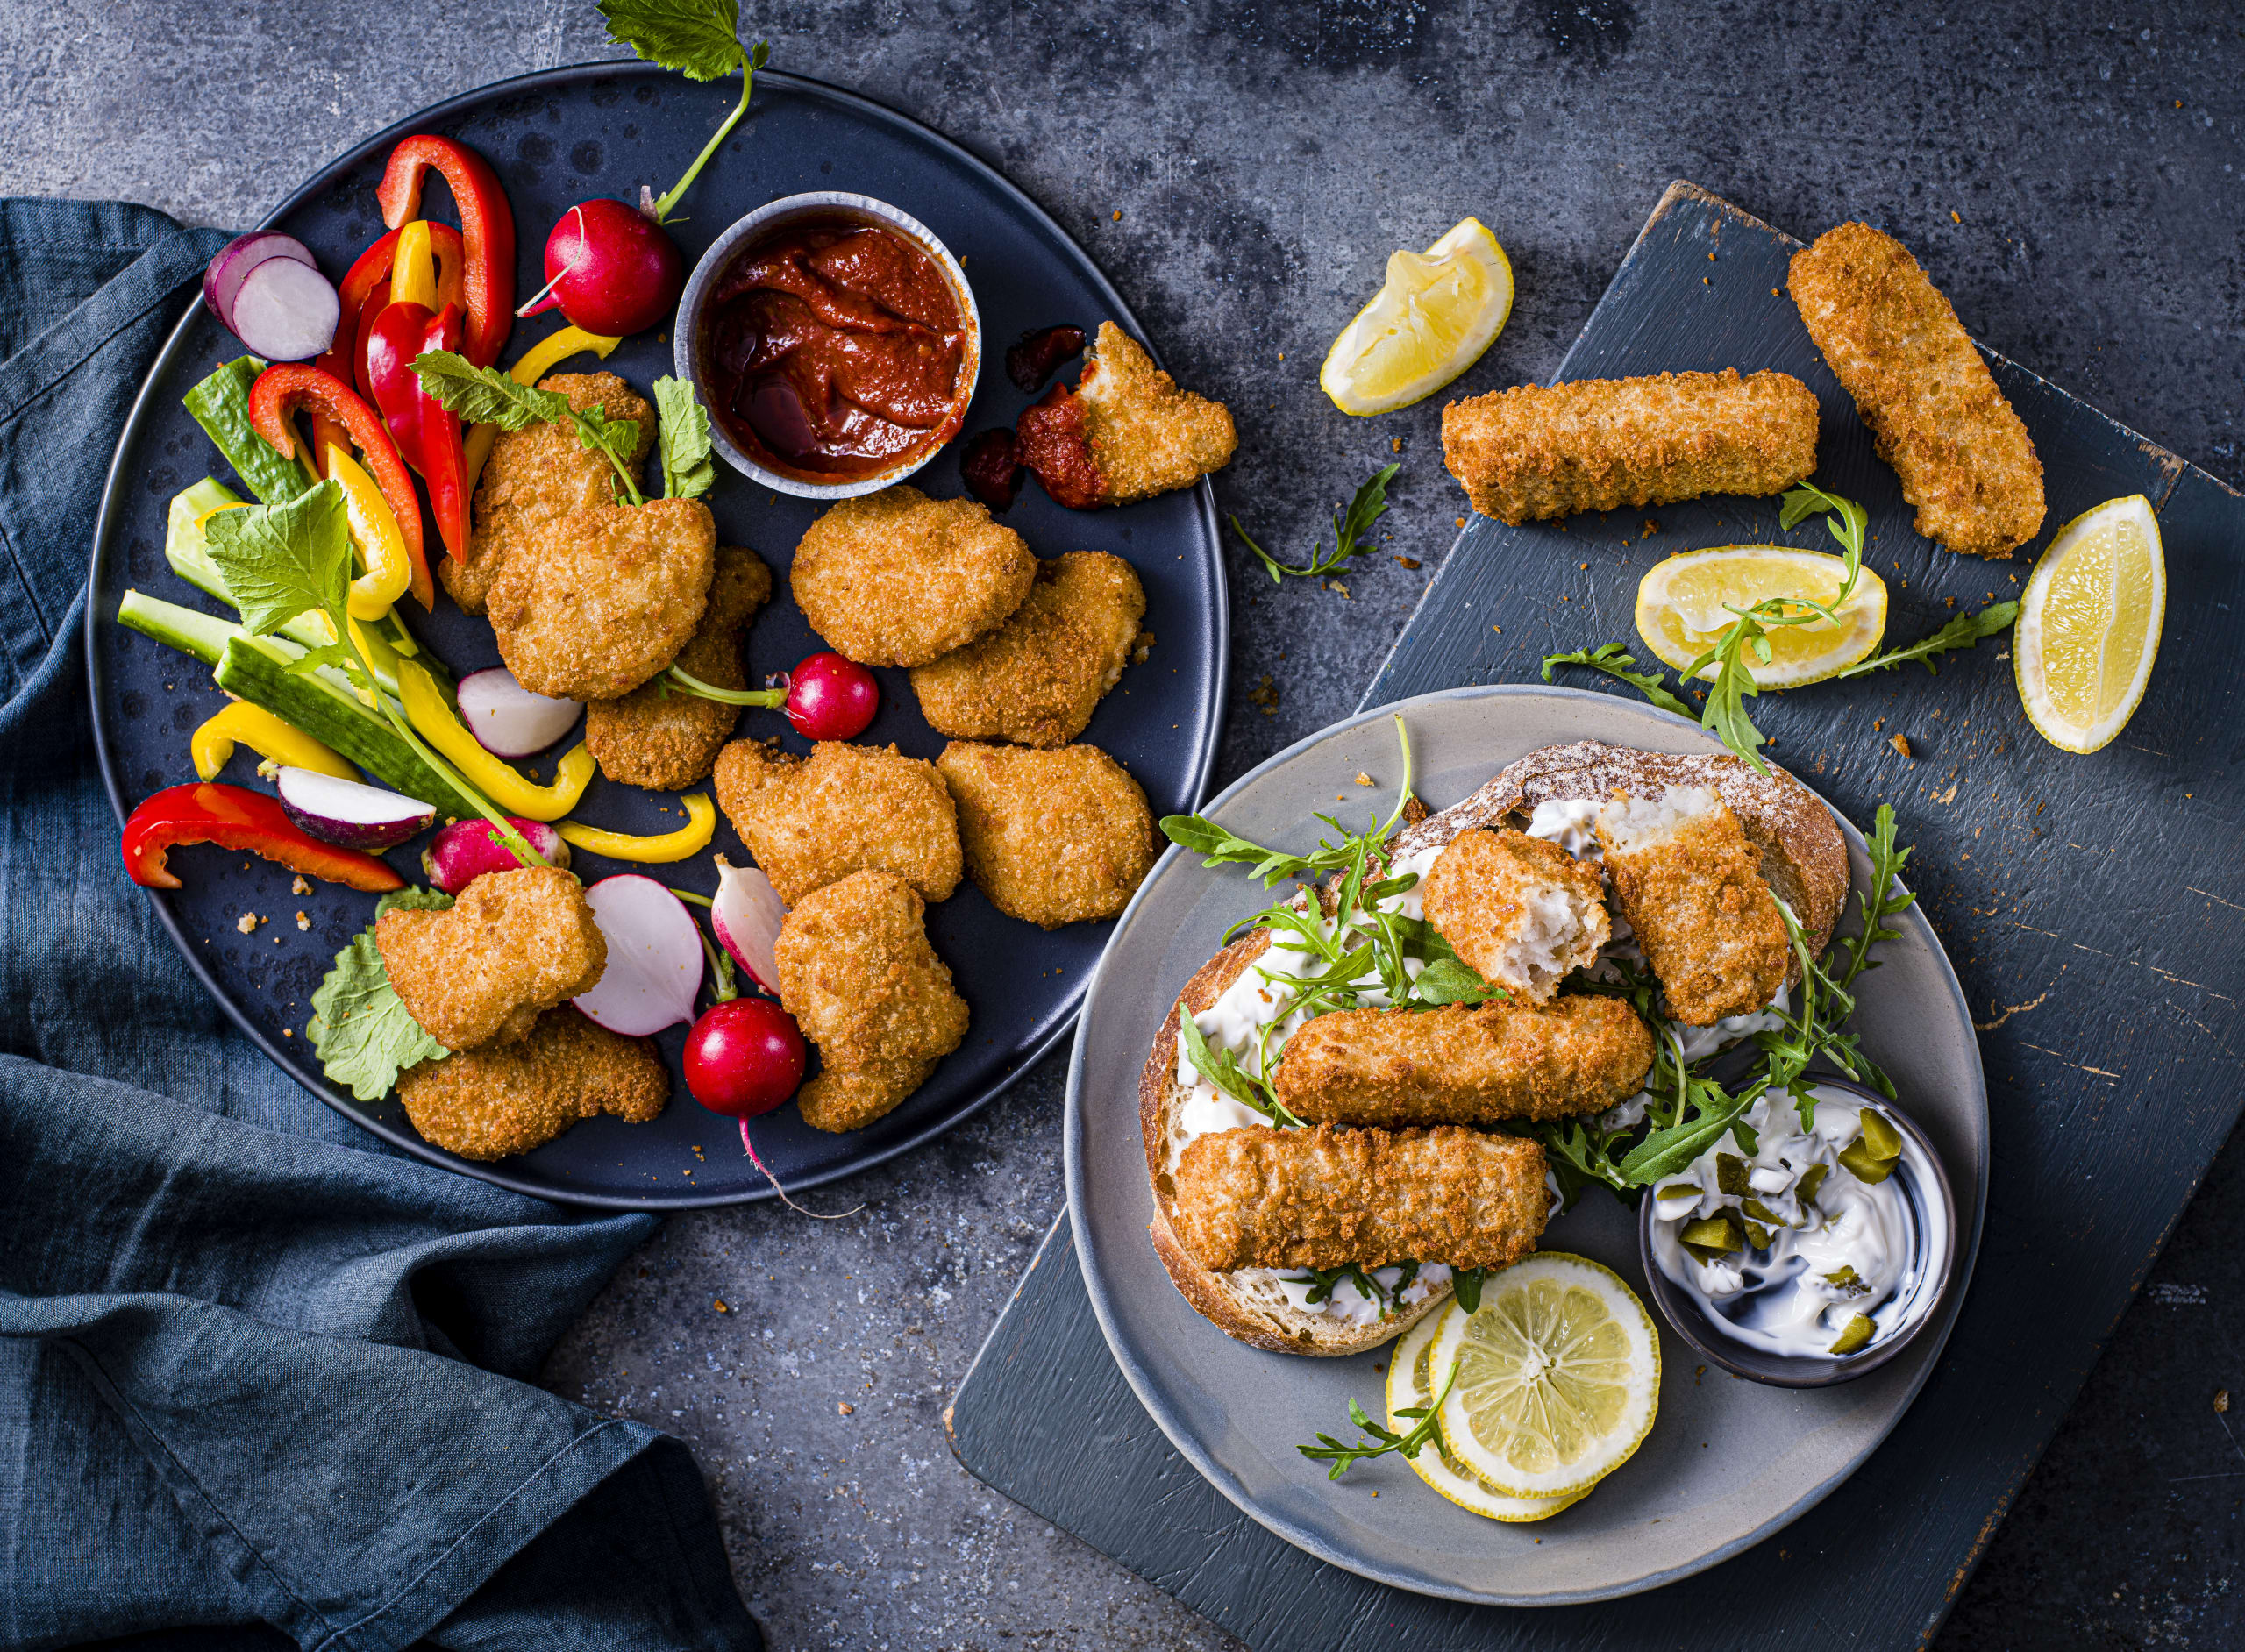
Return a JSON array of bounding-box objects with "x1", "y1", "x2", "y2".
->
[
  {"x1": 775, "y1": 869, "x2": 969, "y2": 1133},
  {"x1": 936, "y1": 740, "x2": 1156, "y2": 928},
  {"x1": 909, "y1": 552, "x2": 1146, "y2": 747},
  {"x1": 397, "y1": 1007, "x2": 666, "y2": 1160},
  {"x1": 488, "y1": 498, "x2": 716, "y2": 701},
  {"x1": 586, "y1": 545, "x2": 773, "y2": 790},
  {"x1": 1421, "y1": 828, "x2": 1609, "y2": 1002},
  {"x1": 789, "y1": 485, "x2": 1035, "y2": 667},
  {"x1": 375, "y1": 866, "x2": 606, "y2": 1051},
  {"x1": 713, "y1": 738, "x2": 960, "y2": 907},
  {"x1": 1016, "y1": 323, "x2": 1237, "y2": 508}
]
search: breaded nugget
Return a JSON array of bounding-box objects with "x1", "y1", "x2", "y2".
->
[
  {"x1": 1270, "y1": 996, "x2": 1653, "y2": 1126},
  {"x1": 585, "y1": 545, "x2": 773, "y2": 789},
  {"x1": 1790, "y1": 223, "x2": 2045, "y2": 557},
  {"x1": 1595, "y1": 787, "x2": 1789, "y2": 1026},
  {"x1": 936, "y1": 741, "x2": 1156, "y2": 928},
  {"x1": 1421, "y1": 828, "x2": 1610, "y2": 1003},
  {"x1": 376, "y1": 867, "x2": 607, "y2": 1051},
  {"x1": 790, "y1": 485, "x2": 1036, "y2": 666},
  {"x1": 488, "y1": 498, "x2": 716, "y2": 701},
  {"x1": 774, "y1": 869, "x2": 970, "y2": 1132},
  {"x1": 1015, "y1": 322, "x2": 1237, "y2": 508},
  {"x1": 442, "y1": 373, "x2": 654, "y2": 616},
  {"x1": 1440, "y1": 368, "x2": 1819, "y2": 525},
  {"x1": 909, "y1": 552, "x2": 1147, "y2": 747},
  {"x1": 396, "y1": 1007, "x2": 666, "y2": 1160},
  {"x1": 712, "y1": 738, "x2": 961, "y2": 906},
  {"x1": 1168, "y1": 1125, "x2": 1547, "y2": 1271}
]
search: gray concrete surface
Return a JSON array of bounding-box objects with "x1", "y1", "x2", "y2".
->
[{"x1": 7, "y1": 2, "x2": 2243, "y2": 1646}]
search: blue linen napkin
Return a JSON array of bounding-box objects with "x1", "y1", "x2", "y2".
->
[{"x1": 0, "y1": 200, "x2": 761, "y2": 1652}]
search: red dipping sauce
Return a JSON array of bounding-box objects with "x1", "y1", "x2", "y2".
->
[{"x1": 698, "y1": 217, "x2": 975, "y2": 484}]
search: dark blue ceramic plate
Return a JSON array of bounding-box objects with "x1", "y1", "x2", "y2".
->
[{"x1": 85, "y1": 63, "x2": 1228, "y2": 1208}]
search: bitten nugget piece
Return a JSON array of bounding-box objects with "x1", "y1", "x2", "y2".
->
[
  {"x1": 488, "y1": 498, "x2": 716, "y2": 701},
  {"x1": 442, "y1": 373, "x2": 654, "y2": 616},
  {"x1": 1421, "y1": 828, "x2": 1610, "y2": 1003},
  {"x1": 397, "y1": 1008, "x2": 666, "y2": 1161},
  {"x1": 585, "y1": 545, "x2": 773, "y2": 789},
  {"x1": 790, "y1": 486, "x2": 1036, "y2": 666},
  {"x1": 1270, "y1": 997, "x2": 1653, "y2": 1126},
  {"x1": 1169, "y1": 1125, "x2": 1547, "y2": 1271},
  {"x1": 1016, "y1": 322, "x2": 1237, "y2": 508},
  {"x1": 712, "y1": 738, "x2": 961, "y2": 906},
  {"x1": 775, "y1": 870, "x2": 970, "y2": 1132},
  {"x1": 909, "y1": 552, "x2": 1147, "y2": 746},
  {"x1": 1790, "y1": 223, "x2": 2045, "y2": 557},
  {"x1": 375, "y1": 867, "x2": 607, "y2": 1051},
  {"x1": 1441, "y1": 368, "x2": 1819, "y2": 525},
  {"x1": 1595, "y1": 787, "x2": 1789, "y2": 1026},
  {"x1": 936, "y1": 741, "x2": 1156, "y2": 928}
]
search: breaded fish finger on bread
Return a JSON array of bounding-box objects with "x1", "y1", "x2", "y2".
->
[{"x1": 1420, "y1": 828, "x2": 1608, "y2": 1001}]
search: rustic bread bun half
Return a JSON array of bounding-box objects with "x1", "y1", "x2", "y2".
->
[{"x1": 1138, "y1": 931, "x2": 1451, "y2": 1356}]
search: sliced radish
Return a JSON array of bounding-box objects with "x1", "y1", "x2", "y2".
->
[
  {"x1": 574, "y1": 874, "x2": 703, "y2": 1036},
  {"x1": 222, "y1": 256, "x2": 339, "y2": 362},
  {"x1": 204, "y1": 231, "x2": 317, "y2": 324},
  {"x1": 274, "y1": 766, "x2": 434, "y2": 851},
  {"x1": 709, "y1": 855, "x2": 785, "y2": 993},
  {"x1": 422, "y1": 816, "x2": 568, "y2": 893},
  {"x1": 455, "y1": 666, "x2": 582, "y2": 757}
]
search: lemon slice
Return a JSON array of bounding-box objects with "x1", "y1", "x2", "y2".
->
[
  {"x1": 1321, "y1": 217, "x2": 1513, "y2": 416},
  {"x1": 1636, "y1": 546, "x2": 1888, "y2": 687},
  {"x1": 2013, "y1": 495, "x2": 2165, "y2": 754},
  {"x1": 1429, "y1": 1253, "x2": 1660, "y2": 1501},
  {"x1": 1387, "y1": 1310, "x2": 1586, "y2": 1522}
]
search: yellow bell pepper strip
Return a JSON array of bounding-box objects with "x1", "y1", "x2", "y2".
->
[
  {"x1": 553, "y1": 794, "x2": 716, "y2": 864},
  {"x1": 395, "y1": 657, "x2": 593, "y2": 821},
  {"x1": 324, "y1": 444, "x2": 413, "y2": 620},
  {"x1": 460, "y1": 324, "x2": 624, "y2": 492},
  {"x1": 390, "y1": 220, "x2": 438, "y2": 310},
  {"x1": 190, "y1": 701, "x2": 359, "y2": 784}
]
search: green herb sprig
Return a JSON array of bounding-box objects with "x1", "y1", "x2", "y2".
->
[
  {"x1": 1541, "y1": 642, "x2": 1695, "y2": 719},
  {"x1": 1838, "y1": 602, "x2": 2018, "y2": 678},
  {"x1": 597, "y1": 1, "x2": 769, "y2": 224},
  {"x1": 1231, "y1": 463, "x2": 1399, "y2": 584},
  {"x1": 1299, "y1": 1359, "x2": 1459, "y2": 1480},
  {"x1": 652, "y1": 375, "x2": 715, "y2": 502},
  {"x1": 412, "y1": 352, "x2": 645, "y2": 506}
]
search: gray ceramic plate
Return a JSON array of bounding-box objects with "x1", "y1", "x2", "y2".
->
[{"x1": 1065, "y1": 685, "x2": 1988, "y2": 1606}]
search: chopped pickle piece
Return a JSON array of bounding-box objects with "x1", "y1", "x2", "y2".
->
[
  {"x1": 1656, "y1": 1182, "x2": 1703, "y2": 1202},
  {"x1": 1795, "y1": 1163, "x2": 1829, "y2": 1208},
  {"x1": 1741, "y1": 1196, "x2": 1784, "y2": 1226},
  {"x1": 1741, "y1": 1218, "x2": 1773, "y2": 1250},
  {"x1": 1828, "y1": 1313, "x2": 1876, "y2": 1356},
  {"x1": 1857, "y1": 1109, "x2": 1903, "y2": 1162},
  {"x1": 1715, "y1": 1152, "x2": 1750, "y2": 1196},
  {"x1": 1838, "y1": 1140, "x2": 1897, "y2": 1184},
  {"x1": 1680, "y1": 1215, "x2": 1742, "y2": 1258},
  {"x1": 1822, "y1": 1264, "x2": 1867, "y2": 1296}
]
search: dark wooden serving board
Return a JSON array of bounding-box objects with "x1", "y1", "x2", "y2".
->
[{"x1": 947, "y1": 182, "x2": 2245, "y2": 1648}]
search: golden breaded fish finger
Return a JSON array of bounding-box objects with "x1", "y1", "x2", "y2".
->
[
  {"x1": 1421, "y1": 828, "x2": 1609, "y2": 1002},
  {"x1": 1168, "y1": 1124, "x2": 1547, "y2": 1271},
  {"x1": 1595, "y1": 787, "x2": 1789, "y2": 1027},
  {"x1": 1441, "y1": 368, "x2": 1819, "y2": 525},
  {"x1": 1269, "y1": 997, "x2": 1652, "y2": 1126},
  {"x1": 1789, "y1": 223, "x2": 2044, "y2": 558}
]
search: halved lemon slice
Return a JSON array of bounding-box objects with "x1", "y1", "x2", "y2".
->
[
  {"x1": 2013, "y1": 495, "x2": 2165, "y2": 753},
  {"x1": 1321, "y1": 217, "x2": 1513, "y2": 416},
  {"x1": 1636, "y1": 545, "x2": 1888, "y2": 688},
  {"x1": 1430, "y1": 1253, "x2": 1660, "y2": 1501},
  {"x1": 1387, "y1": 1309, "x2": 1586, "y2": 1522}
]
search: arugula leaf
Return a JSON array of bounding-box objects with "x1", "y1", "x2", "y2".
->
[
  {"x1": 1411, "y1": 958, "x2": 1505, "y2": 1007},
  {"x1": 1297, "y1": 1359, "x2": 1458, "y2": 1480},
  {"x1": 1779, "y1": 481, "x2": 1871, "y2": 553},
  {"x1": 306, "y1": 887, "x2": 453, "y2": 1103},
  {"x1": 413, "y1": 351, "x2": 645, "y2": 506},
  {"x1": 1541, "y1": 642, "x2": 1695, "y2": 719},
  {"x1": 203, "y1": 483, "x2": 352, "y2": 640},
  {"x1": 1450, "y1": 1268, "x2": 1485, "y2": 1314},
  {"x1": 1838, "y1": 602, "x2": 2018, "y2": 678},
  {"x1": 1618, "y1": 1079, "x2": 1763, "y2": 1185},
  {"x1": 1163, "y1": 715, "x2": 1416, "y2": 886},
  {"x1": 653, "y1": 375, "x2": 715, "y2": 501},
  {"x1": 599, "y1": 2, "x2": 771, "y2": 222},
  {"x1": 1177, "y1": 1010, "x2": 1303, "y2": 1129},
  {"x1": 1231, "y1": 462, "x2": 1400, "y2": 584}
]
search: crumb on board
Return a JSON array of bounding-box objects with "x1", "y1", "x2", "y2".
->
[
  {"x1": 1394, "y1": 555, "x2": 1420, "y2": 569},
  {"x1": 294, "y1": 911, "x2": 310, "y2": 932},
  {"x1": 281, "y1": 1028, "x2": 293, "y2": 1038},
  {"x1": 2218, "y1": 1390, "x2": 2231, "y2": 1414},
  {"x1": 236, "y1": 912, "x2": 260, "y2": 935},
  {"x1": 714, "y1": 1298, "x2": 730, "y2": 1314},
  {"x1": 1456, "y1": 516, "x2": 1467, "y2": 529},
  {"x1": 1355, "y1": 772, "x2": 1374, "y2": 787},
  {"x1": 291, "y1": 875, "x2": 312, "y2": 896},
  {"x1": 1892, "y1": 733, "x2": 1914, "y2": 759},
  {"x1": 839, "y1": 1402, "x2": 855, "y2": 1415}
]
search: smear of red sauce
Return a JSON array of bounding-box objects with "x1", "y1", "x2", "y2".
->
[{"x1": 1015, "y1": 382, "x2": 1102, "y2": 508}]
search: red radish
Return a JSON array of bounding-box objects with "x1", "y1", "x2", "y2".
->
[
  {"x1": 422, "y1": 816, "x2": 568, "y2": 893},
  {"x1": 454, "y1": 666, "x2": 581, "y2": 758},
  {"x1": 204, "y1": 232, "x2": 338, "y2": 361},
  {"x1": 684, "y1": 998, "x2": 855, "y2": 1218},
  {"x1": 780, "y1": 653, "x2": 878, "y2": 739},
  {"x1": 274, "y1": 767, "x2": 434, "y2": 852},
  {"x1": 518, "y1": 199, "x2": 684, "y2": 338},
  {"x1": 574, "y1": 875, "x2": 702, "y2": 1036},
  {"x1": 708, "y1": 855, "x2": 784, "y2": 992},
  {"x1": 204, "y1": 232, "x2": 317, "y2": 318}
]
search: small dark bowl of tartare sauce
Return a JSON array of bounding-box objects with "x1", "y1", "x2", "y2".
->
[{"x1": 675, "y1": 192, "x2": 980, "y2": 498}]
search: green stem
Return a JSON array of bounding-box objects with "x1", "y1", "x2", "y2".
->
[
  {"x1": 669, "y1": 665, "x2": 785, "y2": 707},
  {"x1": 348, "y1": 639, "x2": 542, "y2": 871},
  {"x1": 652, "y1": 43, "x2": 767, "y2": 223}
]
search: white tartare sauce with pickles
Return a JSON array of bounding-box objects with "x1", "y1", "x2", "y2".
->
[{"x1": 1646, "y1": 1084, "x2": 1944, "y2": 1359}]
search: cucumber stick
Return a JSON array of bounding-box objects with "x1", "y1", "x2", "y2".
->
[
  {"x1": 215, "y1": 640, "x2": 455, "y2": 808},
  {"x1": 183, "y1": 358, "x2": 317, "y2": 507},
  {"x1": 165, "y1": 478, "x2": 331, "y2": 652}
]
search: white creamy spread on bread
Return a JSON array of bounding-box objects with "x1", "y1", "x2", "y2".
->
[
  {"x1": 1524, "y1": 797, "x2": 1602, "y2": 859},
  {"x1": 1235, "y1": 1263, "x2": 1455, "y2": 1328}
]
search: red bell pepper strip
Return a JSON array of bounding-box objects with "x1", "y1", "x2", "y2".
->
[
  {"x1": 365, "y1": 300, "x2": 471, "y2": 560},
  {"x1": 349, "y1": 278, "x2": 391, "y2": 402},
  {"x1": 376, "y1": 137, "x2": 514, "y2": 368},
  {"x1": 122, "y1": 782, "x2": 403, "y2": 893},
  {"x1": 313, "y1": 228, "x2": 465, "y2": 452},
  {"x1": 248, "y1": 364, "x2": 435, "y2": 611}
]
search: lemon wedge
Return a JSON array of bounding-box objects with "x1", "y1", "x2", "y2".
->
[
  {"x1": 1429, "y1": 1253, "x2": 1660, "y2": 1501},
  {"x1": 2013, "y1": 495, "x2": 2165, "y2": 754},
  {"x1": 1636, "y1": 546, "x2": 1888, "y2": 688},
  {"x1": 1386, "y1": 1309, "x2": 1586, "y2": 1522},
  {"x1": 1321, "y1": 217, "x2": 1513, "y2": 416}
]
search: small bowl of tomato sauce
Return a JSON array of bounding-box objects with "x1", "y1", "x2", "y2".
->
[{"x1": 676, "y1": 192, "x2": 980, "y2": 498}]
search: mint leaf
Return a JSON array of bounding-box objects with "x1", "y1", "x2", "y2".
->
[
  {"x1": 306, "y1": 887, "x2": 453, "y2": 1103},
  {"x1": 600, "y1": 0, "x2": 748, "y2": 80},
  {"x1": 203, "y1": 482, "x2": 352, "y2": 641},
  {"x1": 654, "y1": 374, "x2": 714, "y2": 500},
  {"x1": 411, "y1": 351, "x2": 571, "y2": 430}
]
